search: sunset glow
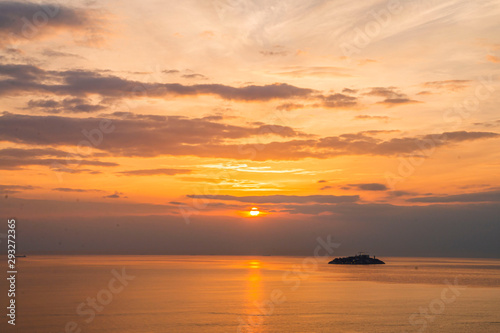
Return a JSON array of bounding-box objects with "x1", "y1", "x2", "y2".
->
[
  {"x1": 249, "y1": 208, "x2": 260, "y2": 217},
  {"x1": 1, "y1": 0, "x2": 499, "y2": 258},
  {"x1": 2, "y1": 1, "x2": 500, "y2": 332}
]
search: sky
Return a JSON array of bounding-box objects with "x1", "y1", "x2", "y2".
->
[{"x1": 1, "y1": 0, "x2": 500, "y2": 257}]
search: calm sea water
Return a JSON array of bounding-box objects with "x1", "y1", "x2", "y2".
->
[{"x1": 3, "y1": 256, "x2": 500, "y2": 332}]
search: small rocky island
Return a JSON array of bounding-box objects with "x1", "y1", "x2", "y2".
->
[{"x1": 328, "y1": 253, "x2": 385, "y2": 265}]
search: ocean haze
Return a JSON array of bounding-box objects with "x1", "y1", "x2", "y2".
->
[{"x1": 7, "y1": 200, "x2": 500, "y2": 257}]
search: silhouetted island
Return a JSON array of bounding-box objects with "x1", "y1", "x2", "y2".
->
[{"x1": 328, "y1": 253, "x2": 385, "y2": 265}]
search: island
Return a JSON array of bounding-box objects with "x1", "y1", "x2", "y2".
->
[{"x1": 328, "y1": 253, "x2": 385, "y2": 265}]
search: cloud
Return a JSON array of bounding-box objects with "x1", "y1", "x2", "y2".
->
[
  {"x1": 320, "y1": 93, "x2": 358, "y2": 108},
  {"x1": 0, "y1": 147, "x2": 69, "y2": 158},
  {"x1": 0, "y1": 112, "x2": 308, "y2": 158},
  {"x1": 0, "y1": 113, "x2": 497, "y2": 161},
  {"x1": 320, "y1": 186, "x2": 332, "y2": 190},
  {"x1": 376, "y1": 98, "x2": 421, "y2": 106},
  {"x1": 435, "y1": 131, "x2": 499, "y2": 142},
  {"x1": 52, "y1": 188, "x2": 103, "y2": 193},
  {"x1": 474, "y1": 120, "x2": 500, "y2": 128},
  {"x1": 407, "y1": 190, "x2": 500, "y2": 203},
  {"x1": 364, "y1": 87, "x2": 399, "y2": 98},
  {"x1": 103, "y1": 191, "x2": 126, "y2": 199},
  {"x1": 41, "y1": 49, "x2": 84, "y2": 59},
  {"x1": 27, "y1": 97, "x2": 105, "y2": 113},
  {"x1": 417, "y1": 91, "x2": 433, "y2": 95},
  {"x1": 0, "y1": 64, "x2": 315, "y2": 101},
  {"x1": 364, "y1": 87, "x2": 420, "y2": 107},
  {"x1": 0, "y1": 147, "x2": 117, "y2": 171},
  {"x1": 342, "y1": 88, "x2": 357, "y2": 94},
  {"x1": 181, "y1": 73, "x2": 208, "y2": 80},
  {"x1": 118, "y1": 168, "x2": 191, "y2": 176},
  {"x1": 388, "y1": 190, "x2": 419, "y2": 197},
  {"x1": 354, "y1": 115, "x2": 390, "y2": 121},
  {"x1": 0, "y1": 1, "x2": 105, "y2": 47},
  {"x1": 276, "y1": 103, "x2": 304, "y2": 111},
  {"x1": 423, "y1": 80, "x2": 472, "y2": 91},
  {"x1": 260, "y1": 49, "x2": 289, "y2": 57},
  {"x1": 0, "y1": 184, "x2": 37, "y2": 194},
  {"x1": 346, "y1": 183, "x2": 388, "y2": 191},
  {"x1": 186, "y1": 194, "x2": 359, "y2": 204}
]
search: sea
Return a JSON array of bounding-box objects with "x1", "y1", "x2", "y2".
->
[{"x1": 2, "y1": 256, "x2": 500, "y2": 332}]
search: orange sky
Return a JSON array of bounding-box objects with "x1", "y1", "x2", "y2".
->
[{"x1": 1, "y1": 0, "x2": 500, "y2": 256}]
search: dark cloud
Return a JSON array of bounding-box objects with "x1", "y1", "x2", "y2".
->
[
  {"x1": 181, "y1": 73, "x2": 208, "y2": 80},
  {"x1": 364, "y1": 87, "x2": 399, "y2": 98},
  {"x1": 388, "y1": 190, "x2": 418, "y2": 197},
  {"x1": 50, "y1": 167, "x2": 102, "y2": 174},
  {"x1": 407, "y1": 190, "x2": 500, "y2": 203},
  {"x1": 346, "y1": 183, "x2": 388, "y2": 191},
  {"x1": 317, "y1": 180, "x2": 327, "y2": 183},
  {"x1": 433, "y1": 131, "x2": 499, "y2": 142},
  {"x1": 0, "y1": 112, "x2": 308, "y2": 158},
  {"x1": 52, "y1": 187, "x2": 103, "y2": 192},
  {"x1": 0, "y1": 184, "x2": 37, "y2": 194},
  {"x1": 0, "y1": 63, "x2": 46, "y2": 80},
  {"x1": 364, "y1": 87, "x2": 420, "y2": 107},
  {"x1": 186, "y1": 194, "x2": 359, "y2": 204},
  {"x1": 377, "y1": 98, "x2": 421, "y2": 106},
  {"x1": 474, "y1": 120, "x2": 500, "y2": 128},
  {"x1": 320, "y1": 186, "x2": 332, "y2": 190},
  {"x1": 0, "y1": 147, "x2": 69, "y2": 158},
  {"x1": 0, "y1": 1, "x2": 103, "y2": 46},
  {"x1": 118, "y1": 168, "x2": 191, "y2": 176},
  {"x1": 103, "y1": 191, "x2": 126, "y2": 199},
  {"x1": 0, "y1": 113, "x2": 497, "y2": 160},
  {"x1": 0, "y1": 64, "x2": 314, "y2": 101},
  {"x1": 0, "y1": 147, "x2": 117, "y2": 170},
  {"x1": 27, "y1": 99, "x2": 61, "y2": 109},
  {"x1": 41, "y1": 49, "x2": 84, "y2": 59},
  {"x1": 260, "y1": 49, "x2": 289, "y2": 56},
  {"x1": 342, "y1": 88, "x2": 357, "y2": 94},
  {"x1": 27, "y1": 97, "x2": 105, "y2": 113},
  {"x1": 0, "y1": 157, "x2": 116, "y2": 171},
  {"x1": 320, "y1": 93, "x2": 358, "y2": 108},
  {"x1": 276, "y1": 103, "x2": 304, "y2": 111}
]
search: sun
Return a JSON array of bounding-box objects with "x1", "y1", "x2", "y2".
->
[{"x1": 249, "y1": 207, "x2": 260, "y2": 216}]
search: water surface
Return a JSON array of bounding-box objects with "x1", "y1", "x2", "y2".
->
[{"x1": 4, "y1": 256, "x2": 500, "y2": 332}]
